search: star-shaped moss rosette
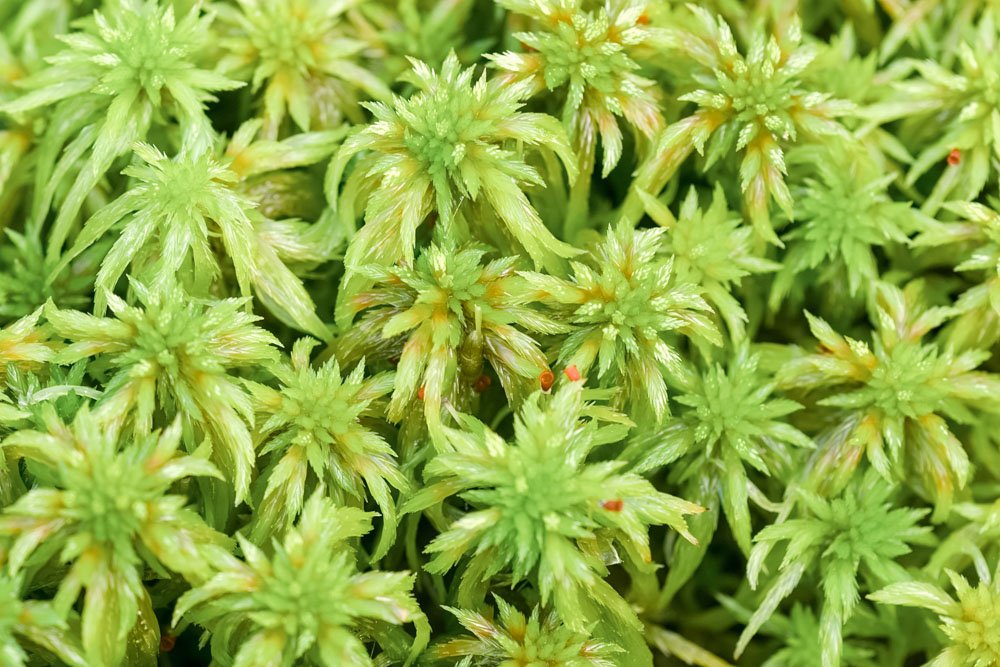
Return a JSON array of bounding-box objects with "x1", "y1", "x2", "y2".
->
[
  {"x1": 338, "y1": 242, "x2": 565, "y2": 441},
  {"x1": 51, "y1": 132, "x2": 336, "y2": 340},
  {"x1": 869, "y1": 562, "x2": 1000, "y2": 667},
  {"x1": 769, "y1": 148, "x2": 920, "y2": 311},
  {"x1": 53, "y1": 141, "x2": 258, "y2": 311},
  {"x1": 216, "y1": 0, "x2": 391, "y2": 138},
  {"x1": 624, "y1": 8, "x2": 854, "y2": 242},
  {"x1": 44, "y1": 281, "x2": 279, "y2": 504},
  {"x1": 0, "y1": 0, "x2": 243, "y2": 259},
  {"x1": 627, "y1": 342, "x2": 811, "y2": 608},
  {"x1": 778, "y1": 281, "x2": 1000, "y2": 517},
  {"x1": 173, "y1": 491, "x2": 428, "y2": 667},
  {"x1": 738, "y1": 471, "x2": 933, "y2": 667},
  {"x1": 490, "y1": 0, "x2": 663, "y2": 179},
  {"x1": 521, "y1": 221, "x2": 721, "y2": 422},
  {"x1": 639, "y1": 184, "x2": 781, "y2": 340},
  {"x1": 327, "y1": 51, "x2": 579, "y2": 323},
  {"x1": 244, "y1": 337, "x2": 406, "y2": 557},
  {"x1": 402, "y1": 383, "x2": 703, "y2": 633},
  {"x1": 0, "y1": 407, "x2": 230, "y2": 667}
]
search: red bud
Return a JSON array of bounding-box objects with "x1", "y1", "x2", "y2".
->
[
  {"x1": 539, "y1": 369, "x2": 555, "y2": 391},
  {"x1": 602, "y1": 499, "x2": 624, "y2": 512}
]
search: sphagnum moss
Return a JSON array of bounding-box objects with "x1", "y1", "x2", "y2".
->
[{"x1": 1, "y1": 2, "x2": 1000, "y2": 667}]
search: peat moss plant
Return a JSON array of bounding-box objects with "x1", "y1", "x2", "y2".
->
[{"x1": 1, "y1": 1, "x2": 1000, "y2": 666}]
